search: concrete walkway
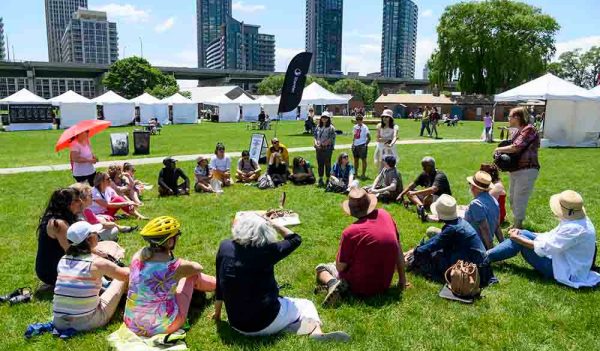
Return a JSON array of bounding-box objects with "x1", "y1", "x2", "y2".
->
[{"x1": 0, "y1": 138, "x2": 481, "y2": 175}]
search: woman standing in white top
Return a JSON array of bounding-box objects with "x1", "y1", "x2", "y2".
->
[
  {"x1": 70, "y1": 131, "x2": 97, "y2": 185},
  {"x1": 374, "y1": 109, "x2": 399, "y2": 170}
]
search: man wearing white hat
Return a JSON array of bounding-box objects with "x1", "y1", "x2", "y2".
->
[
  {"x1": 464, "y1": 171, "x2": 502, "y2": 250},
  {"x1": 487, "y1": 190, "x2": 600, "y2": 288},
  {"x1": 406, "y1": 194, "x2": 494, "y2": 285}
]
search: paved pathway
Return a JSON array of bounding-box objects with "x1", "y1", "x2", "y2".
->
[{"x1": 0, "y1": 138, "x2": 481, "y2": 175}]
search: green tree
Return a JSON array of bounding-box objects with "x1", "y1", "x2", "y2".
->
[
  {"x1": 102, "y1": 56, "x2": 182, "y2": 99},
  {"x1": 332, "y1": 79, "x2": 372, "y2": 105},
  {"x1": 369, "y1": 80, "x2": 381, "y2": 107},
  {"x1": 256, "y1": 74, "x2": 333, "y2": 95},
  {"x1": 428, "y1": 0, "x2": 559, "y2": 94},
  {"x1": 550, "y1": 46, "x2": 600, "y2": 88}
]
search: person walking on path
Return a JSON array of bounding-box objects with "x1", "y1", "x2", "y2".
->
[{"x1": 419, "y1": 106, "x2": 431, "y2": 137}]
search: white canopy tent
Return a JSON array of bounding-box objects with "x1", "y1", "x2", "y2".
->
[
  {"x1": 271, "y1": 95, "x2": 309, "y2": 121},
  {"x1": 161, "y1": 93, "x2": 198, "y2": 124},
  {"x1": 495, "y1": 74, "x2": 600, "y2": 147},
  {"x1": 254, "y1": 95, "x2": 279, "y2": 119},
  {"x1": 591, "y1": 86, "x2": 600, "y2": 96},
  {"x1": 233, "y1": 94, "x2": 261, "y2": 122},
  {"x1": 131, "y1": 93, "x2": 169, "y2": 124},
  {"x1": 0, "y1": 89, "x2": 53, "y2": 131},
  {"x1": 182, "y1": 86, "x2": 245, "y2": 104},
  {"x1": 48, "y1": 90, "x2": 97, "y2": 128},
  {"x1": 205, "y1": 95, "x2": 240, "y2": 123},
  {"x1": 92, "y1": 91, "x2": 135, "y2": 127},
  {"x1": 301, "y1": 82, "x2": 349, "y2": 105}
]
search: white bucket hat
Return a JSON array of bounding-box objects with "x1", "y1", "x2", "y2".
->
[
  {"x1": 381, "y1": 109, "x2": 393, "y2": 118},
  {"x1": 430, "y1": 194, "x2": 458, "y2": 221}
]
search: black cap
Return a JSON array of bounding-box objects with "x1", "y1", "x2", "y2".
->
[{"x1": 163, "y1": 157, "x2": 176, "y2": 166}]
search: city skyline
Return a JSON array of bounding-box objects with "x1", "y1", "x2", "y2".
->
[
  {"x1": 381, "y1": 0, "x2": 418, "y2": 78},
  {"x1": 2, "y1": 0, "x2": 600, "y2": 79},
  {"x1": 44, "y1": 0, "x2": 88, "y2": 62}
]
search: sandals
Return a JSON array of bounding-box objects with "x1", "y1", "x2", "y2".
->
[{"x1": 1, "y1": 287, "x2": 32, "y2": 305}]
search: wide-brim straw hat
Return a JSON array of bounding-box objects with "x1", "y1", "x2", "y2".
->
[
  {"x1": 430, "y1": 194, "x2": 458, "y2": 221},
  {"x1": 466, "y1": 171, "x2": 492, "y2": 191},
  {"x1": 550, "y1": 190, "x2": 586, "y2": 220},
  {"x1": 342, "y1": 188, "x2": 378, "y2": 218}
]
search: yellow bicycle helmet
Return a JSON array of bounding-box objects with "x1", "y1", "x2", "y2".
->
[{"x1": 140, "y1": 216, "x2": 181, "y2": 245}]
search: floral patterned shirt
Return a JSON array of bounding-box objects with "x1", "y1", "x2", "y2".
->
[{"x1": 124, "y1": 256, "x2": 181, "y2": 336}]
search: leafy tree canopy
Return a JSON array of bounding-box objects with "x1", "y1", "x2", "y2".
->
[
  {"x1": 548, "y1": 46, "x2": 600, "y2": 89},
  {"x1": 428, "y1": 0, "x2": 559, "y2": 94},
  {"x1": 256, "y1": 74, "x2": 333, "y2": 95}
]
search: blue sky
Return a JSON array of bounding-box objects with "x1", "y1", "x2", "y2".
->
[{"x1": 2, "y1": 0, "x2": 600, "y2": 82}]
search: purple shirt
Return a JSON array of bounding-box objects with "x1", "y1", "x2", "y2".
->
[{"x1": 484, "y1": 116, "x2": 493, "y2": 128}]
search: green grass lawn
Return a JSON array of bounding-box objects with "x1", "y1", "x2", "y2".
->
[
  {"x1": 0, "y1": 118, "x2": 499, "y2": 168},
  {"x1": 1, "y1": 140, "x2": 599, "y2": 350}
]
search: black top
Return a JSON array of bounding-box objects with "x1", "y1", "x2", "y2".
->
[
  {"x1": 35, "y1": 216, "x2": 69, "y2": 285},
  {"x1": 215, "y1": 234, "x2": 302, "y2": 333},
  {"x1": 258, "y1": 111, "x2": 266, "y2": 122},
  {"x1": 158, "y1": 167, "x2": 187, "y2": 191},
  {"x1": 267, "y1": 163, "x2": 289, "y2": 177},
  {"x1": 414, "y1": 170, "x2": 452, "y2": 196}
]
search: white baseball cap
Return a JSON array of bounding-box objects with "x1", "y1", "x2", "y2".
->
[{"x1": 67, "y1": 221, "x2": 103, "y2": 245}]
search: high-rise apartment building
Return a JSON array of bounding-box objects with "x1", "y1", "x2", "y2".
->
[
  {"x1": 305, "y1": 0, "x2": 343, "y2": 74},
  {"x1": 61, "y1": 9, "x2": 118, "y2": 64},
  {"x1": 381, "y1": 0, "x2": 418, "y2": 78},
  {"x1": 45, "y1": 0, "x2": 88, "y2": 62},
  {"x1": 0, "y1": 17, "x2": 6, "y2": 61},
  {"x1": 196, "y1": 0, "x2": 232, "y2": 68}
]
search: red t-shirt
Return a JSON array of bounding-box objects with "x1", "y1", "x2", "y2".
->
[{"x1": 337, "y1": 209, "x2": 399, "y2": 296}]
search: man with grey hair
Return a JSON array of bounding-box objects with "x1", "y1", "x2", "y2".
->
[{"x1": 396, "y1": 156, "x2": 452, "y2": 221}]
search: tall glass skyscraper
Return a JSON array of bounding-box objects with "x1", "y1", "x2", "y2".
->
[
  {"x1": 305, "y1": 0, "x2": 343, "y2": 74},
  {"x1": 45, "y1": 0, "x2": 88, "y2": 62},
  {"x1": 61, "y1": 9, "x2": 118, "y2": 64},
  {"x1": 196, "y1": 0, "x2": 232, "y2": 68},
  {"x1": 381, "y1": 0, "x2": 418, "y2": 78},
  {"x1": 0, "y1": 17, "x2": 5, "y2": 61}
]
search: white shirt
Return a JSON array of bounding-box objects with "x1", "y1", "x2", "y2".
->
[
  {"x1": 209, "y1": 155, "x2": 231, "y2": 172},
  {"x1": 89, "y1": 186, "x2": 117, "y2": 215},
  {"x1": 352, "y1": 124, "x2": 370, "y2": 146},
  {"x1": 533, "y1": 217, "x2": 600, "y2": 288},
  {"x1": 378, "y1": 125, "x2": 398, "y2": 142},
  {"x1": 70, "y1": 140, "x2": 95, "y2": 177}
]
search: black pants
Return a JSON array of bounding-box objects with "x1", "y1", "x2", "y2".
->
[
  {"x1": 73, "y1": 172, "x2": 96, "y2": 186},
  {"x1": 315, "y1": 148, "x2": 333, "y2": 179}
]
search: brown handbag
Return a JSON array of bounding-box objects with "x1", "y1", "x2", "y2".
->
[{"x1": 444, "y1": 260, "x2": 481, "y2": 298}]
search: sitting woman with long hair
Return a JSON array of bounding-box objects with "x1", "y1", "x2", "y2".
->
[
  {"x1": 289, "y1": 157, "x2": 316, "y2": 185},
  {"x1": 124, "y1": 216, "x2": 216, "y2": 336},
  {"x1": 327, "y1": 152, "x2": 355, "y2": 193},
  {"x1": 89, "y1": 172, "x2": 147, "y2": 220},
  {"x1": 53, "y1": 221, "x2": 129, "y2": 332}
]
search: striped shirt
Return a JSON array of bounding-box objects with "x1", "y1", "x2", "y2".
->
[{"x1": 53, "y1": 255, "x2": 101, "y2": 317}]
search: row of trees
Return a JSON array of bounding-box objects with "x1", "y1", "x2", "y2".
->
[
  {"x1": 256, "y1": 75, "x2": 381, "y2": 107},
  {"x1": 548, "y1": 47, "x2": 600, "y2": 89}
]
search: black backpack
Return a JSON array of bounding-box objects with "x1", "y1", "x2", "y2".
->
[{"x1": 493, "y1": 140, "x2": 520, "y2": 172}]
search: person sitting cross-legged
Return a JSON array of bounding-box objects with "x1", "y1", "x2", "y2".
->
[
  {"x1": 236, "y1": 150, "x2": 261, "y2": 183},
  {"x1": 366, "y1": 155, "x2": 402, "y2": 203},
  {"x1": 326, "y1": 152, "x2": 356, "y2": 193},
  {"x1": 213, "y1": 212, "x2": 350, "y2": 342},
  {"x1": 194, "y1": 156, "x2": 215, "y2": 193},
  {"x1": 289, "y1": 157, "x2": 316, "y2": 185},
  {"x1": 266, "y1": 138, "x2": 289, "y2": 165},
  {"x1": 158, "y1": 157, "x2": 190, "y2": 196},
  {"x1": 463, "y1": 171, "x2": 504, "y2": 250},
  {"x1": 396, "y1": 156, "x2": 452, "y2": 222},
  {"x1": 486, "y1": 190, "x2": 600, "y2": 288},
  {"x1": 315, "y1": 188, "x2": 408, "y2": 306},
  {"x1": 210, "y1": 143, "x2": 232, "y2": 187},
  {"x1": 404, "y1": 194, "x2": 495, "y2": 286},
  {"x1": 267, "y1": 152, "x2": 290, "y2": 187}
]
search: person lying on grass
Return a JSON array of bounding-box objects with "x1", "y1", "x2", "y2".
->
[
  {"x1": 91, "y1": 172, "x2": 148, "y2": 220},
  {"x1": 209, "y1": 143, "x2": 232, "y2": 187},
  {"x1": 194, "y1": 156, "x2": 215, "y2": 193},
  {"x1": 289, "y1": 156, "x2": 316, "y2": 185},
  {"x1": 213, "y1": 212, "x2": 349, "y2": 342},
  {"x1": 53, "y1": 221, "x2": 129, "y2": 332},
  {"x1": 396, "y1": 156, "x2": 452, "y2": 222},
  {"x1": 316, "y1": 188, "x2": 408, "y2": 306},
  {"x1": 236, "y1": 150, "x2": 261, "y2": 183},
  {"x1": 403, "y1": 194, "x2": 495, "y2": 287},
  {"x1": 124, "y1": 216, "x2": 216, "y2": 336},
  {"x1": 487, "y1": 190, "x2": 600, "y2": 289},
  {"x1": 158, "y1": 157, "x2": 190, "y2": 196},
  {"x1": 366, "y1": 155, "x2": 402, "y2": 203}
]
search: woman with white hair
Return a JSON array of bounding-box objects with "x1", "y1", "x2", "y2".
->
[{"x1": 213, "y1": 213, "x2": 349, "y2": 341}]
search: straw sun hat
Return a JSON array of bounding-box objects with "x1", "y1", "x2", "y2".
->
[
  {"x1": 550, "y1": 190, "x2": 586, "y2": 221},
  {"x1": 430, "y1": 194, "x2": 458, "y2": 221},
  {"x1": 466, "y1": 171, "x2": 492, "y2": 191},
  {"x1": 342, "y1": 188, "x2": 378, "y2": 218}
]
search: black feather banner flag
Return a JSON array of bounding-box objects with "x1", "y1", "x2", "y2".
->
[{"x1": 278, "y1": 52, "x2": 313, "y2": 114}]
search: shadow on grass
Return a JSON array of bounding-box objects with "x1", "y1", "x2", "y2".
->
[
  {"x1": 495, "y1": 262, "x2": 600, "y2": 292},
  {"x1": 216, "y1": 320, "x2": 285, "y2": 347},
  {"x1": 319, "y1": 286, "x2": 405, "y2": 309}
]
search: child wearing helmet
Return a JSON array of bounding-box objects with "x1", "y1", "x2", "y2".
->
[{"x1": 123, "y1": 216, "x2": 216, "y2": 336}]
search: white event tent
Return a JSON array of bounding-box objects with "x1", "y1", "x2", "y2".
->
[
  {"x1": 204, "y1": 95, "x2": 240, "y2": 123},
  {"x1": 131, "y1": 93, "x2": 169, "y2": 125},
  {"x1": 591, "y1": 85, "x2": 600, "y2": 96},
  {"x1": 92, "y1": 91, "x2": 135, "y2": 127},
  {"x1": 495, "y1": 73, "x2": 600, "y2": 147},
  {"x1": 161, "y1": 93, "x2": 198, "y2": 124},
  {"x1": 234, "y1": 94, "x2": 261, "y2": 122},
  {"x1": 0, "y1": 89, "x2": 53, "y2": 131},
  {"x1": 48, "y1": 90, "x2": 97, "y2": 128},
  {"x1": 271, "y1": 95, "x2": 309, "y2": 121},
  {"x1": 254, "y1": 95, "x2": 279, "y2": 119},
  {"x1": 301, "y1": 82, "x2": 349, "y2": 106}
]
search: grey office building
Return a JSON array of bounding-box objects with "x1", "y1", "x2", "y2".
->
[
  {"x1": 197, "y1": 0, "x2": 232, "y2": 68},
  {"x1": 381, "y1": 0, "x2": 418, "y2": 78},
  {"x1": 0, "y1": 17, "x2": 6, "y2": 61},
  {"x1": 205, "y1": 16, "x2": 275, "y2": 72},
  {"x1": 305, "y1": 0, "x2": 343, "y2": 74},
  {"x1": 61, "y1": 9, "x2": 118, "y2": 64},
  {"x1": 45, "y1": 0, "x2": 88, "y2": 62}
]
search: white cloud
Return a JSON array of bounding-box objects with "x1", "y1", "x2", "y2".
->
[
  {"x1": 275, "y1": 47, "x2": 303, "y2": 72},
  {"x1": 342, "y1": 41, "x2": 382, "y2": 75},
  {"x1": 420, "y1": 9, "x2": 433, "y2": 18},
  {"x1": 232, "y1": 1, "x2": 266, "y2": 13},
  {"x1": 91, "y1": 3, "x2": 150, "y2": 23},
  {"x1": 155, "y1": 17, "x2": 176, "y2": 33},
  {"x1": 555, "y1": 36, "x2": 600, "y2": 58},
  {"x1": 415, "y1": 37, "x2": 437, "y2": 79},
  {"x1": 151, "y1": 50, "x2": 197, "y2": 67}
]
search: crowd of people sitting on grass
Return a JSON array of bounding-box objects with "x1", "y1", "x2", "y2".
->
[{"x1": 23, "y1": 106, "x2": 600, "y2": 344}]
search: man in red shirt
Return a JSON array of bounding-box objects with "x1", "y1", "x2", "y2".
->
[{"x1": 315, "y1": 188, "x2": 408, "y2": 305}]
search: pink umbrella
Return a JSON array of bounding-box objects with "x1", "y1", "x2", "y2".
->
[{"x1": 55, "y1": 120, "x2": 111, "y2": 152}]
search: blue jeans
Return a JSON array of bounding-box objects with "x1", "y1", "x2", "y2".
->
[
  {"x1": 486, "y1": 230, "x2": 553, "y2": 279},
  {"x1": 420, "y1": 121, "x2": 431, "y2": 136}
]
